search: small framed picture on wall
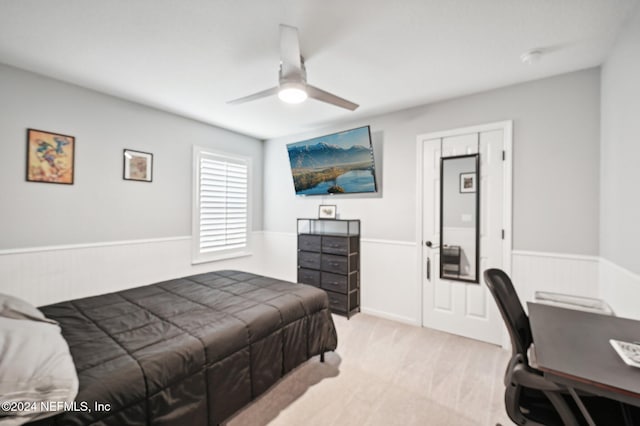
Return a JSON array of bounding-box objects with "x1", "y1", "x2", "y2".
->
[
  {"x1": 123, "y1": 149, "x2": 153, "y2": 182},
  {"x1": 318, "y1": 205, "x2": 337, "y2": 219}
]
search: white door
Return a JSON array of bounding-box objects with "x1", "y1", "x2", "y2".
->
[{"x1": 419, "y1": 122, "x2": 511, "y2": 346}]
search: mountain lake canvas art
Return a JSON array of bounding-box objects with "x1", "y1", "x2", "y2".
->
[{"x1": 286, "y1": 126, "x2": 377, "y2": 195}]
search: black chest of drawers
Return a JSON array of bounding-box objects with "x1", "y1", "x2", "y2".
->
[{"x1": 296, "y1": 219, "x2": 360, "y2": 318}]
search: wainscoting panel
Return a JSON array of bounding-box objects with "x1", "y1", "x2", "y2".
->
[
  {"x1": 0, "y1": 234, "x2": 265, "y2": 307},
  {"x1": 260, "y1": 231, "x2": 298, "y2": 283},
  {"x1": 511, "y1": 251, "x2": 600, "y2": 308},
  {"x1": 7, "y1": 235, "x2": 632, "y2": 328},
  {"x1": 599, "y1": 258, "x2": 640, "y2": 320},
  {"x1": 260, "y1": 232, "x2": 420, "y2": 325},
  {"x1": 360, "y1": 238, "x2": 419, "y2": 325}
]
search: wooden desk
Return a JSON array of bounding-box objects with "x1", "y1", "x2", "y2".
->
[{"x1": 528, "y1": 302, "x2": 640, "y2": 409}]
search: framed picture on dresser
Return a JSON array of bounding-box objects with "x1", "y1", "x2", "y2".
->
[{"x1": 318, "y1": 205, "x2": 337, "y2": 219}]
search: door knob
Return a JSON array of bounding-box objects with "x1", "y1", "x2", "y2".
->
[{"x1": 426, "y1": 241, "x2": 433, "y2": 247}]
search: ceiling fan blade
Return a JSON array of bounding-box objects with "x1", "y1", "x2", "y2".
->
[
  {"x1": 226, "y1": 87, "x2": 279, "y2": 105},
  {"x1": 306, "y1": 85, "x2": 359, "y2": 111},
  {"x1": 280, "y1": 24, "x2": 303, "y2": 80}
]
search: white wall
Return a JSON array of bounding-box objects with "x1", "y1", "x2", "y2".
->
[
  {"x1": 2, "y1": 53, "x2": 632, "y2": 325},
  {"x1": 264, "y1": 69, "x2": 601, "y2": 323},
  {"x1": 265, "y1": 69, "x2": 601, "y2": 253},
  {"x1": 0, "y1": 64, "x2": 263, "y2": 249},
  {"x1": 600, "y1": 5, "x2": 640, "y2": 276},
  {"x1": 0, "y1": 64, "x2": 265, "y2": 305},
  {"x1": 599, "y1": 4, "x2": 640, "y2": 317}
]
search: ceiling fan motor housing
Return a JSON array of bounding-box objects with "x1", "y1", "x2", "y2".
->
[{"x1": 279, "y1": 56, "x2": 307, "y2": 86}]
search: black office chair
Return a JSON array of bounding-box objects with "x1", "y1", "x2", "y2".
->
[
  {"x1": 484, "y1": 268, "x2": 634, "y2": 426},
  {"x1": 484, "y1": 268, "x2": 580, "y2": 425}
]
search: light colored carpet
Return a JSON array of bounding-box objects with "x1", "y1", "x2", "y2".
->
[{"x1": 227, "y1": 313, "x2": 513, "y2": 426}]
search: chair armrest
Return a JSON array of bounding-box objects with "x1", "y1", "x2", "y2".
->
[
  {"x1": 505, "y1": 354, "x2": 563, "y2": 391},
  {"x1": 505, "y1": 354, "x2": 582, "y2": 426},
  {"x1": 512, "y1": 364, "x2": 565, "y2": 391}
]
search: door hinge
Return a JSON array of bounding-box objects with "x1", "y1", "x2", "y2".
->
[
  {"x1": 501, "y1": 229, "x2": 505, "y2": 240},
  {"x1": 502, "y1": 150, "x2": 506, "y2": 161}
]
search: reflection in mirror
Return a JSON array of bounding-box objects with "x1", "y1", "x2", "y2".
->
[{"x1": 440, "y1": 154, "x2": 479, "y2": 283}]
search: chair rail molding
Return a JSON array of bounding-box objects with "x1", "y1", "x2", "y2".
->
[{"x1": 0, "y1": 236, "x2": 191, "y2": 256}]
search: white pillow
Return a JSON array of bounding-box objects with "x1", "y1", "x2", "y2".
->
[
  {"x1": 0, "y1": 298, "x2": 78, "y2": 425},
  {"x1": 0, "y1": 294, "x2": 57, "y2": 324}
]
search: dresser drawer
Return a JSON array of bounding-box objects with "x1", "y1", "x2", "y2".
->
[
  {"x1": 322, "y1": 236, "x2": 349, "y2": 255},
  {"x1": 321, "y1": 272, "x2": 348, "y2": 294},
  {"x1": 298, "y1": 268, "x2": 320, "y2": 287},
  {"x1": 326, "y1": 291, "x2": 347, "y2": 313},
  {"x1": 321, "y1": 254, "x2": 348, "y2": 274},
  {"x1": 298, "y1": 234, "x2": 321, "y2": 252},
  {"x1": 298, "y1": 251, "x2": 321, "y2": 269}
]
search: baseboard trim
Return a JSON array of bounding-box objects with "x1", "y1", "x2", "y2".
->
[{"x1": 360, "y1": 307, "x2": 420, "y2": 326}]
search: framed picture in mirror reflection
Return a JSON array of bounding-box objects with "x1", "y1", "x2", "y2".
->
[{"x1": 459, "y1": 172, "x2": 476, "y2": 193}]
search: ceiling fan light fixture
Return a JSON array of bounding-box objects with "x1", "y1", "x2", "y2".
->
[
  {"x1": 227, "y1": 25, "x2": 358, "y2": 110},
  {"x1": 278, "y1": 83, "x2": 307, "y2": 104}
]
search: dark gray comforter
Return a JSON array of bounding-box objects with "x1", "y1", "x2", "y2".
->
[{"x1": 33, "y1": 270, "x2": 338, "y2": 425}]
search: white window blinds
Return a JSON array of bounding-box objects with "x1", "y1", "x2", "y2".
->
[{"x1": 194, "y1": 150, "x2": 249, "y2": 259}]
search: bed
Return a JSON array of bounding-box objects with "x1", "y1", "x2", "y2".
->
[{"x1": 28, "y1": 270, "x2": 338, "y2": 425}]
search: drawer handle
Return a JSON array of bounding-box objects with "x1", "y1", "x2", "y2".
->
[{"x1": 329, "y1": 262, "x2": 340, "y2": 267}]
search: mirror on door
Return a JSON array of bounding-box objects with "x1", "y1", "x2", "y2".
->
[{"x1": 440, "y1": 154, "x2": 480, "y2": 283}]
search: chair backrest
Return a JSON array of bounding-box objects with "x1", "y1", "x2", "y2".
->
[
  {"x1": 484, "y1": 269, "x2": 587, "y2": 426},
  {"x1": 483, "y1": 268, "x2": 532, "y2": 359}
]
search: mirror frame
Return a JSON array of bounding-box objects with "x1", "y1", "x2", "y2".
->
[{"x1": 439, "y1": 153, "x2": 480, "y2": 284}]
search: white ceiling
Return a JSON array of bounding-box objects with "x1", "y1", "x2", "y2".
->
[{"x1": 0, "y1": 0, "x2": 637, "y2": 139}]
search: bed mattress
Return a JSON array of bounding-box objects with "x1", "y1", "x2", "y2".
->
[{"x1": 32, "y1": 270, "x2": 338, "y2": 425}]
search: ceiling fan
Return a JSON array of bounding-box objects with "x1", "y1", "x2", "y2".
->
[{"x1": 227, "y1": 24, "x2": 359, "y2": 111}]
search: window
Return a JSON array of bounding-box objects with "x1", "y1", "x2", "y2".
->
[{"x1": 192, "y1": 147, "x2": 250, "y2": 263}]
